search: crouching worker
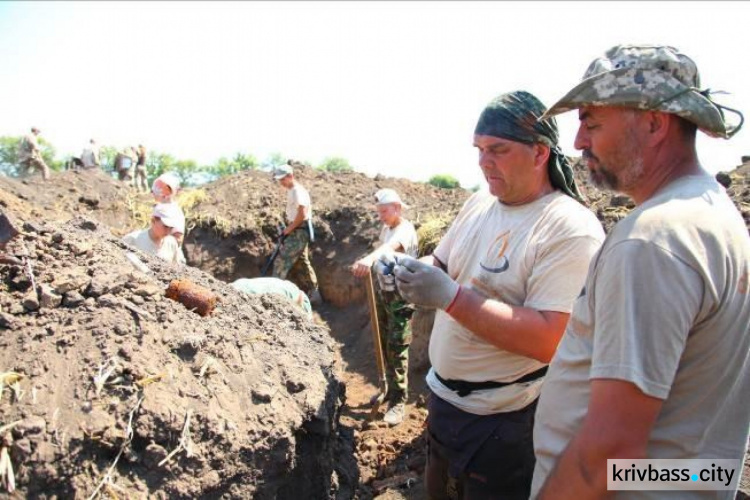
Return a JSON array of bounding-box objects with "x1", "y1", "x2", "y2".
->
[
  {"x1": 151, "y1": 173, "x2": 186, "y2": 246},
  {"x1": 351, "y1": 188, "x2": 419, "y2": 426},
  {"x1": 231, "y1": 277, "x2": 312, "y2": 320},
  {"x1": 122, "y1": 203, "x2": 186, "y2": 265}
]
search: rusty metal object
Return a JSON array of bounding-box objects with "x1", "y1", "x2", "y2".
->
[{"x1": 165, "y1": 279, "x2": 217, "y2": 317}]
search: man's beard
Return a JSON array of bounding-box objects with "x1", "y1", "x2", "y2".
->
[{"x1": 583, "y1": 147, "x2": 644, "y2": 193}]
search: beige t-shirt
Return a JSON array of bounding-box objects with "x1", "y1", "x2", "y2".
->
[
  {"x1": 286, "y1": 183, "x2": 311, "y2": 223},
  {"x1": 531, "y1": 175, "x2": 750, "y2": 500},
  {"x1": 19, "y1": 134, "x2": 39, "y2": 161},
  {"x1": 378, "y1": 219, "x2": 418, "y2": 258},
  {"x1": 427, "y1": 190, "x2": 604, "y2": 415},
  {"x1": 123, "y1": 229, "x2": 185, "y2": 265}
]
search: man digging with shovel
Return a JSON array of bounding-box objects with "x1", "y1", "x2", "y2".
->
[{"x1": 351, "y1": 189, "x2": 418, "y2": 426}]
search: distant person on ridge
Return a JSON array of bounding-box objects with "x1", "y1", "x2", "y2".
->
[
  {"x1": 17, "y1": 127, "x2": 50, "y2": 180},
  {"x1": 350, "y1": 188, "x2": 419, "y2": 426},
  {"x1": 271, "y1": 164, "x2": 321, "y2": 304},
  {"x1": 385, "y1": 90, "x2": 605, "y2": 499},
  {"x1": 133, "y1": 144, "x2": 148, "y2": 193},
  {"x1": 81, "y1": 139, "x2": 100, "y2": 169},
  {"x1": 115, "y1": 146, "x2": 135, "y2": 182},
  {"x1": 122, "y1": 203, "x2": 186, "y2": 265}
]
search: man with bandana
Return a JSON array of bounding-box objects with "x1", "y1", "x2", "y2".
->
[
  {"x1": 531, "y1": 45, "x2": 750, "y2": 500},
  {"x1": 389, "y1": 90, "x2": 605, "y2": 498}
]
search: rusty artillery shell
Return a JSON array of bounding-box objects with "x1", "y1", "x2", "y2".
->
[{"x1": 165, "y1": 279, "x2": 217, "y2": 317}]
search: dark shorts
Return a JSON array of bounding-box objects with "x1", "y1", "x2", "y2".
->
[{"x1": 424, "y1": 392, "x2": 537, "y2": 500}]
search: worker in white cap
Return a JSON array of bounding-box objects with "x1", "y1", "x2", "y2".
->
[{"x1": 351, "y1": 188, "x2": 418, "y2": 425}]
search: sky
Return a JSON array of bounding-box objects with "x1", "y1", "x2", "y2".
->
[{"x1": 1, "y1": 1, "x2": 748, "y2": 189}]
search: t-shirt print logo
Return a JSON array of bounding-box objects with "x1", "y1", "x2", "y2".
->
[{"x1": 480, "y1": 231, "x2": 510, "y2": 273}]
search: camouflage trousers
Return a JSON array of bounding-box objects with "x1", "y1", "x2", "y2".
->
[
  {"x1": 375, "y1": 284, "x2": 414, "y2": 404},
  {"x1": 273, "y1": 229, "x2": 318, "y2": 295},
  {"x1": 132, "y1": 166, "x2": 148, "y2": 192},
  {"x1": 20, "y1": 156, "x2": 50, "y2": 180}
]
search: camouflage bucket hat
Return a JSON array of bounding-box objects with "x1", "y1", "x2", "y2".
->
[{"x1": 542, "y1": 45, "x2": 743, "y2": 139}]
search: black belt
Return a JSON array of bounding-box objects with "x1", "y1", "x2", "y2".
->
[{"x1": 435, "y1": 366, "x2": 548, "y2": 397}]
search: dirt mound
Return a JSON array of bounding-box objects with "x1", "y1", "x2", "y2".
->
[
  {"x1": 0, "y1": 213, "x2": 346, "y2": 498},
  {"x1": 0, "y1": 169, "x2": 141, "y2": 236},
  {"x1": 2, "y1": 159, "x2": 749, "y2": 499},
  {"x1": 182, "y1": 166, "x2": 469, "y2": 307}
]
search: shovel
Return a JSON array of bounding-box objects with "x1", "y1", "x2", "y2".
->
[
  {"x1": 365, "y1": 269, "x2": 389, "y2": 418},
  {"x1": 260, "y1": 224, "x2": 285, "y2": 276}
]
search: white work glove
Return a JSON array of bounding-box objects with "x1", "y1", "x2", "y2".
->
[
  {"x1": 393, "y1": 256, "x2": 460, "y2": 310},
  {"x1": 373, "y1": 252, "x2": 404, "y2": 293}
]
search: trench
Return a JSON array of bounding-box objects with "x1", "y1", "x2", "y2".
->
[{"x1": 183, "y1": 216, "x2": 434, "y2": 499}]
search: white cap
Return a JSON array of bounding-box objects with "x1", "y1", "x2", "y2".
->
[
  {"x1": 156, "y1": 172, "x2": 181, "y2": 194},
  {"x1": 272, "y1": 165, "x2": 293, "y2": 180},
  {"x1": 152, "y1": 202, "x2": 184, "y2": 231},
  {"x1": 374, "y1": 188, "x2": 409, "y2": 208}
]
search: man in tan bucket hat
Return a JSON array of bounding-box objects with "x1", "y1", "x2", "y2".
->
[{"x1": 531, "y1": 45, "x2": 750, "y2": 499}]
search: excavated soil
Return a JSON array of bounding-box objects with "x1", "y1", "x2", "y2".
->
[{"x1": 1, "y1": 159, "x2": 749, "y2": 499}]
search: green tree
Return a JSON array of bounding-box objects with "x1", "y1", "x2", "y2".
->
[
  {"x1": 210, "y1": 152, "x2": 259, "y2": 178},
  {"x1": 262, "y1": 152, "x2": 286, "y2": 170},
  {"x1": 318, "y1": 156, "x2": 353, "y2": 172},
  {"x1": 36, "y1": 137, "x2": 63, "y2": 172},
  {"x1": 0, "y1": 136, "x2": 22, "y2": 177},
  {"x1": 99, "y1": 145, "x2": 119, "y2": 171},
  {"x1": 172, "y1": 159, "x2": 200, "y2": 186},
  {"x1": 0, "y1": 135, "x2": 62, "y2": 177},
  {"x1": 147, "y1": 151, "x2": 176, "y2": 180},
  {"x1": 233, "y1": 152, "x2": 258, "y2": 171},
  {"x1": 428, "y1": 174, "x2": 461, "y2": 189}
]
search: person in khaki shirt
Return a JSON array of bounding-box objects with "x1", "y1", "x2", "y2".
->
[
  {"x1": 531, "y1": 45, "x2": 750, "y2": 500},
  {"x1": 271, "y1": 164, "x2": 320, "y2": 303},
  {"x1": 18, "y1": 127, "x2": 50, "y2": 180}
]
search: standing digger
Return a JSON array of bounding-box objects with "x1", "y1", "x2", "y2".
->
[
  {"x1": 350, "y1": 189, "x2": 418, "y2": 426},
  {"x1": 272, "y1": 164, "x2": 321, "y2": 304}
]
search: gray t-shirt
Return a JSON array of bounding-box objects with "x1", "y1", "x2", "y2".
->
[{"x1": 532, "y1": 174, "x2": 750, "y2": 499}]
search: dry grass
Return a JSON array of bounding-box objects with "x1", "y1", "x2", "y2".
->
[
  {"x1": 0, "y1": 372, "x2": 25, "y2": 403},
  {"x1": 87, "y1": 395, "x2": 144, "y2": 500},
  {"x1": 158, "y1": 409, "x2": 194, "y2": 467},
  {"x1": 186, "y1": 211, "x2": 233, "y2": 237},
  {"x1": 135, "y1": 372, "x2": 166, "y2": 388},
  {"x1": 0, "y1": 446, "x2": 14, "y2": 493},
  {"x1": 93, "y1": 358, "x2": 119, "y2": 398},
  {"x1": 124, "y1": 188, "x2": 241, "y2": 237},
  {"x1": 176, "y1": 189, "x2": 208, "y2": 211},
  {"x1": 416, "y1": 214, "x2": 454, "y2": 257},
  {"x1": 125, "y1": 193, "x2": 151, "y2": 229}
]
